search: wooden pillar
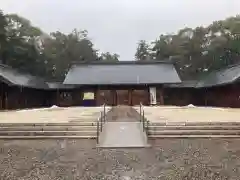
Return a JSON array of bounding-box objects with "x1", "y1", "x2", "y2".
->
[
  {"x1": 1, "y1": 84, "x2": 6, "y2": 109},
  {"x1": 95, "y1": 87, "x2": 100, "y2": 106},
  {"x1": 0, "y1": 83, "x2": 3, "y2": 109},
  {"x1": 56, "y1": 89, "x2": 59, "y2": 106},
  {"x1": 147, "y1": 86, "x2": 150, "y2": 106},
  {"x1": 128, "y1": 89, "x2": 132, "y2": 106},
  {"x1": 204, "y1": 88, "x2": 208, "y2": 106},
  {"x1": 5, "y1": 91, "x2": 8, "y2": 109},
  {"x1": 160, "y1": 88, "x2": 164, "y2": 105},
  {"x1": 113, "y1": 90, "x2": 117, "y2": 106}
]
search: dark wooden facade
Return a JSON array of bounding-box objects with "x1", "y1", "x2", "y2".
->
[
  {"x1": 203, "y1": 83, "x2": 240, "y2": 108},
  {"x1": 164, "y1": 88, "x2": 205, "y2": 106},
  {"x1": 52, "y1": 85, "x2": 165, "y2": 107},
  {"x1": 0, "y1": 85, "x2": 52, "y2": 110},
  {"x1": 163, "y1": 82, "x2": 240, "y2": 108},
  {"x1": 2, "y1": 80, "x2": 240, "y2": 110},
  {"x1": 95, "y1": 86, "x2": 151, "y2": 106}
]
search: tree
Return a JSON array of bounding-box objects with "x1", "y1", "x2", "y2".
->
[
  {"x1": 139, "y1": 15, "x2": 240, "y2": 80},
  {"x1": 99, "y1": 52, "x2": 119, "y2": 62},
  {"x1": 2, "y1": 14, "x2": 48, "y2": 77},
  {"x1": 135, "y1": 40, "x2": 151, "y2": 61},
  {"x1": 0, "y1": 10, "x2": 7, "y2": 62},
  {"x1": 0, "y1": 10, "x2": 122, "y2": 80},
  {"x1": 42, "y1": 29, "x2": 99, "y2": 80}
]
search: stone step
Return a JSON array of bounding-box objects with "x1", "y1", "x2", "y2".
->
[
  {"x1": 148, "y1": 129, "x2": 240, "y2": 135},
  {"x1": 150, "y1": 122, "x2": 240, "y2": 126},
  {"x1": 0, "y1": 136, "x2": 96, "y2": 139},
  {"x1": 148, "y1": 125, "x2": 240, "y2": 131},
  {"x1": 148, "y1": 135, "x2": 240, "y2": 138},
  {"x1": 0, "y1": 126, "x2": 96, "y2": 131},
  {"x1": 0, "y1": 122, "x2": 97, "y2": 126},
  {"x1": 0, "y1": 131, "x2": 97, "y2": 136}
]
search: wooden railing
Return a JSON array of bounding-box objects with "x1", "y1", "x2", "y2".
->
[{"x1": 96, "y1": 104, "x2": 107, "y2": 144}]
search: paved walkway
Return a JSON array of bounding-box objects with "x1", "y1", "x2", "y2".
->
[
  {"x1": 98, "y1": 121, "x2": 149, "y2": 148},
  {"x1": 105, "y1": 106, "x2": 141, "y2": 122}
]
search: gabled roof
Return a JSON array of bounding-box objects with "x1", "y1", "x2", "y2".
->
[
  {"x1": 195, "y1": 63, "x2": 240, "y2": 88},
  {"x1": 63, "y1": 61, "x2": 181, "y2": 85},
  {"x1": 165, "y1": 63, "x2": 240, "y2": 89},
  {"x1": 0, "y1": 64, "x2": 49, "y2": 89}
]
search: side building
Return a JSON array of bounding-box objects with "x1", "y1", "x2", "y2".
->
[
  {"x1": 63, "y1": 61, "x2": 181, "y2": 106},
  {"x1": 196, "y1": 63, "x2": 240, "y2": 108},
  {"x1": 0, "y1": 64, "x2": 77, "y2": 110},
  {"x1": 0, "y1": 64, "x2": 50, "y2": 110},
  {"x1": 164, "y1": 63, "x2": 240, "y2": 108}
]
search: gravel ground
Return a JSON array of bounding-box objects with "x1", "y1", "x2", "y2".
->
[
  {"x1": 1, "y1": 105, "x2": 240, "y2": 124},
  {"x1": 0, "y1": 138, "x2": 240, "y2": 180},
  {"x1": 140, "y1": 106, "x2": 240, "y2": 123},
  {"x1": 0, "y1": 107, "x2": 106, "y2": 123}
]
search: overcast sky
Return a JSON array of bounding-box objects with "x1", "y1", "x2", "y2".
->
[{"x1": 1, "y1": 0, "x2": 240, "y2": 60}]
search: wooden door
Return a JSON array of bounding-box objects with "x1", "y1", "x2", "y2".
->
[
  {"x1": 97, "y1": 90, "x2": 114, "y2": 106},
  {"x1": 116, "y1": 90, "x2": 129, "y2": 105},
  {"x1": 132, "y1": 89, "x2": 149, "y2": 105}
]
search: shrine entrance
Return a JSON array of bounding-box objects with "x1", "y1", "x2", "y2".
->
[{"x1": 116, "y1": 90, "x2": 129, "y2": 105}]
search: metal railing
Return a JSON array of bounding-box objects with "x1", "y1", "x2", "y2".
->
[
  {"x1": 96, "y1": 103, "x2": 107, "y2": 144},
  {"x1": 139, "y1": 102, "x2": 149, "y2": 136}
]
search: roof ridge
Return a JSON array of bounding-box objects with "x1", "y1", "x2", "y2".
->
[{"x1": 71, "y1": 60, "x2": 173, "y2": 65}]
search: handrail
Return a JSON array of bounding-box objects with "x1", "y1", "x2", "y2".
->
[
  {"x1": 96, "y1": 119, "x2": 100, "y2": 143},
  {"x1": 139, "y1": 102, "x2": 149, "y2": 136},
  {"x1": 96, "y1": 103, "x2": 107, "y2": 144}
]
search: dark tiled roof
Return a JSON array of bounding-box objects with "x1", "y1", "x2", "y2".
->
[
  {"x1": 164, "y1": 80, "x2": 198, "y2": 88},
  {"x1": 196, "y1": 64, "x2": 240, "y2": 88},
  {"x1": 63, "y1": 61, "x2": 181, "y2": 85},
  {"x1": 0, "y1": 64, "x2": 49, "y2": 89}
]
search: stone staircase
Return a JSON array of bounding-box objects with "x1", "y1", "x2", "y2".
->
[
  {"x1": 147, "y1": 122, "x2": 240, "y2": 138},
  {"x1": 0, "y1": 106, "x2": 112, "y2": 139},
  {"x1": 0, "y1": 122, "x2": 98, "y2": 139},
  {"x1": 2, "y1": 105, "x2": 240, "y2": 140},
  {"x1": 133, "y1": 106, "x2": 240, "y2": 138}
]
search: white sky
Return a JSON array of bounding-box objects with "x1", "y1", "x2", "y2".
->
[{"x1": 1, "y1": 0, "x2": 240, "y2": 60}]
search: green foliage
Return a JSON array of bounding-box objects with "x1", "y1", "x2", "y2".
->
[
  {"x1": 0, "y1": 10, "x2": 7, "y2": 61},
  {"x1": 42, "y1": 29, "x2": 99, "y2": 80},
  {"x1": 135, "y1": 40, "x2": 151, "y2": 61},
  {"x1": 137, "y1": 15, "x2": 240, "y2": 80},
  {"x1": 99, "y1": 52, "x2": 119, "y2": 62},
  {"x1": 0, "y1": 10, "x2": 120, "y2": 81}
]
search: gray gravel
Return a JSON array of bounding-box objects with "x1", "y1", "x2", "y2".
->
[{"x1": 0, "y1": 138, "x2": 240, "y2": 179}]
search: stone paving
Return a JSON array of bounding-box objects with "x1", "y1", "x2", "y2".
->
[
  {"x1": 105, "y1": 106, "x2": 140, "y2": 122},
  {"x1": 99, "y1": 121, "x2": 149, "y2": 148},
  {"x1": 0, "y1": 138, "x2": 240, "y2": 179}
]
